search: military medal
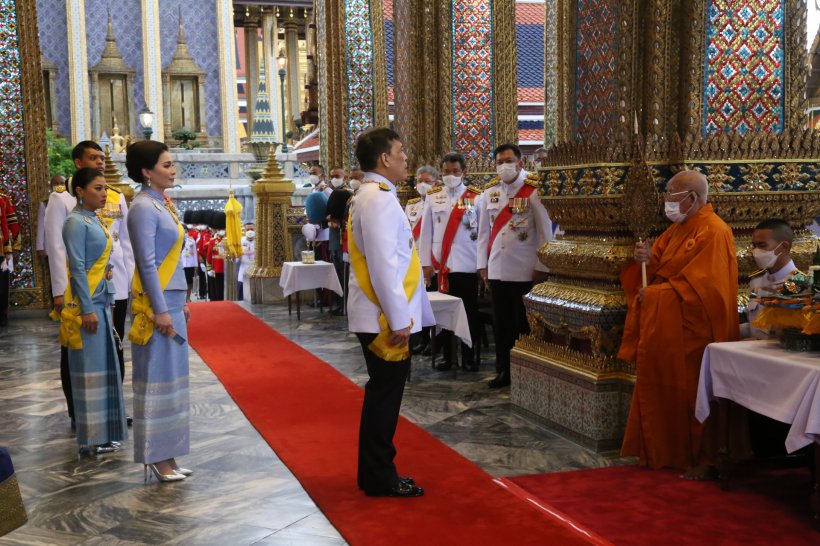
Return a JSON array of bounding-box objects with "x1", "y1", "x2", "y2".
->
[
  {"x1": 470, "y1": 231, "x2": 478, "y2": 241},
  {"x1": 518, "y1": 231, "x2": 529, "y2": 242}
]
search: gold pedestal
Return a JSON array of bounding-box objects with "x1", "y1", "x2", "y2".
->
[{"x1": 248, "y1": 149, "x2": 295, "y2": 303}]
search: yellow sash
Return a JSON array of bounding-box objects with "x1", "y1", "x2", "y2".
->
[
  {"x1": 128, "y1": 217, "x2": 184, "y2": 345},
  {"x1": 59, "y1": 221, "x2": 113, "y2": 349},
  {"x1": 347, "y1": 204, "x2": 421, "y2": 361}
]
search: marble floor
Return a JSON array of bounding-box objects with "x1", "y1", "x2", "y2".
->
[{"x1": 0, "y1": 300, "x2": 625, "y2": 545}]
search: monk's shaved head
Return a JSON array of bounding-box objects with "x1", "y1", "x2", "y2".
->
[
  {"x1": 754, "y1": 218, "x2": 793, "y2": 245},
  {"x1": 667, "y1": 170, "x2": 708, "y2": 203}
]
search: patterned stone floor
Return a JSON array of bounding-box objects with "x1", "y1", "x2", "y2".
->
[{"x1": 0, "y1": 300, "x2": 623, "y2": 545}]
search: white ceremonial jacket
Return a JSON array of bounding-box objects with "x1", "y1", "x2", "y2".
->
[
  {"x1": 418, "y1": 184, "x2": 481, "y2": 273},
  {"x1": 744, "y1": 259, "x2": 797, "y2": 339},
  {"x1": 181, "y1": 233, "x2": 199, "y2": 268},
  {"x1": 476, "y1": 170, "x2": 552, "y2": 282},
  {"x1": 404, "y1": 197, "x2": 424, "y2": 237},
  {"x1": 44, "y1": 189, "x2": 76, "y2": 297},
  {"x1": 347, "y1": 172, "x2": 429, "y2": 334},
  {"x1": 102, "y1": 189, "x2": 135, "y2": 300}
]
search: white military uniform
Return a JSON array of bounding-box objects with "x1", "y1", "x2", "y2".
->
[
  {"x1": 404, "y1": 197, "x2": 424, "y2": 240},
  {"x1": 347, "y1": 172, "x2": 430, "y2": 334},
  {"x1": 419, "y1": 184, "x2": 481, "y2": 273},
  {"x1": 44, "y1": 187, "x2": 76, "y2": 297},
  {"x1": 238, "y1": 236, "x2": 255, "y2": 282},
  {"x1": 476, "y1": 170, "x2": 552, "y2": 281},
  {"x1": 744, "y1": 259, "x2": 797, "y2": 339},
  {"x1": 99, "y1": 188, "x2": 134, "y2": 301},
  {"x1": 181, "y1": 232, "x2": 199, "y2": 269}
]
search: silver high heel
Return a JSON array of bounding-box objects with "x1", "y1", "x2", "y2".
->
[
  {"x1": 144, "y1": 463, "x2": 186, "y2": 483},
  {"x1": 173, "y1": 466, "x2": 193, "y2": 476}
]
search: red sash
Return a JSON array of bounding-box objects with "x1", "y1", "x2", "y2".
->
[
  {"x1": 433, "y1": 189, "x2": 479, "y2": 293},
  {"x1": 412, "y1": 218, "x2": 422, "y2": 241},
  {"x1": 488, "y1": 184, "x2": 536, "y2": 254}
]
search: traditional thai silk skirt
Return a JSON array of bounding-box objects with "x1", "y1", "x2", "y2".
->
[
  {"x1": 0, "y1": 447, "x2": 27, "y2": 536},
  {"x1": 67, "y1": 300, "x2": 128, "y2": 447},
  {"x1": 132, "y1": 289, "x2": 190, "y2": 464}
]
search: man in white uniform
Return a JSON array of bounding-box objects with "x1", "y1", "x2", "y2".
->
[
  {"x1": 477, "y1": 143, "x2": 552, "y2": 388},
  {"x1": 347, "y1": 127, "x2": 428, "y2": 498}
]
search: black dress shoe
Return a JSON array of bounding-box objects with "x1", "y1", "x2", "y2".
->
[
  {"x1": 366, "y1": 481, "x2": 424, "y2": 497},
  {"x1": 434, "y1": 361, "x2": 452, "y2": 371},
  {"x1": 462, "y1": 362, "x2": 479, "y2": 372},
  {"x1": 399, "y1": 476, "x2": 415, "y2": 486},
  {"x1": 488, "y1": 371, "x2": 511, "y2": 388}
]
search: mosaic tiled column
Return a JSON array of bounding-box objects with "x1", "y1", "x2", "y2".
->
[
  {"x1": 140, "y1": 0, "x2": 163, "y2": 140},
  {"x1": 216, "y1": 0, "x2": 240, "y2": 153},
  {"x1": 66, "y1": 0, "x2": 91, "y2": 142},
  {"x1": 316, "y1": 0, "x2": 388, "y2": 169},
  {"x1": 2, "y1": 0, "x2": 50, "y2": 308}
]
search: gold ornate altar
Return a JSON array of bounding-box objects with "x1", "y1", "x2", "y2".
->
[{"x1": 512, "y1": 0, "x2": 820, "y2": 451}]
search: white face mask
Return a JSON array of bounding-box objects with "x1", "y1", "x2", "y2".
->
[
  {"x1": 309, "y1": 175, "x2": 321, "y2": 185},
  {"x1": 330, "y1": 177, "x2": 344, "y2": 188},
  {"x1": 496, "y1": 163, "x2": 519, "y2": 183},
  {"x1": 664, "y1": 192, "x2": 694, "y2": 223},
  {"x1": 416, "y1": 182, "x2": 432, "y2": 196},
  {"x1": 245, "y1": 230, "x2": 255, "y2": 239},
  {"x1": 752, "y1": 243, "x2": 783, "y2": 270},
  {"x1": 442, "y1": 175, "x2": 462, "y2": 189},
  {"x1": 350, "y1": 179, "x2": 361, "y2": 191}
]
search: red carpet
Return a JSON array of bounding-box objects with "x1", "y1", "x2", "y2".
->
[
  {"x1": 507, "y1": 465, "x2": 818, "y2": 546},
  {"x1": 188, "y1": 302, "x2": 592, "y2": 546}
]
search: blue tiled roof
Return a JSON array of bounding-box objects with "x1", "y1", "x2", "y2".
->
[
  {"x1": 518, "y1": 119, "x2": 544, "y2": 129},
  {"x1": 517, "y1": 24, "x2": 544, "y2": 88},
  {"x1": 386, "y1": 21, "x2": 394, "y2": 87}
]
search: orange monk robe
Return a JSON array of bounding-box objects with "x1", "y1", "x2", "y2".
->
[{"x1": 619, "y1": 204, "x2": 739, "y2": 470}]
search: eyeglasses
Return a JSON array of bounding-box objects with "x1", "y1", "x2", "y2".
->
[{"x1": 664, "y1": 189, "x2": 696, "y2": 201}]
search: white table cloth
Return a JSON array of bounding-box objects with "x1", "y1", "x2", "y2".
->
[
  {"x1": 695, "y1": 340, "x2": 820, "y2": 453},
  {"x1": 426, "y1": 291, "x2": 472, "y2": 348},
  {"x1": 279, "y1": 261, "x2": 343, "y2": 298}
]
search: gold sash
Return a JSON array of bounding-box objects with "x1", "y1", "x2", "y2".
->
[
  {"x1": 128, "y1": 217, "x2": 184, "y2": 345},
  {"x1": 347, "y1": 205, "x2": 421, "y2": 362},
  {"x1": 59, "y1": 221, "x2": 113, "y2": 349}
]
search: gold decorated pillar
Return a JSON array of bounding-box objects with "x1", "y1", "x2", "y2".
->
[
  {"x1": 244, "y1": 24, "x2": 260, "y2": 136},
  {"x1": 140, "y1": 0, "x2": 164, "y2": 139},
  {"x1": 216, "y1": 0, "x2": 241, "y2": 152},
  {"x1": 261, "y1": 12, "x2": 282, "y2": 144},
  {"x1": 66, "y1": 0, "x2": 91, "y2": 142},
  {"x1": 247, "y1": 150, "x2": 296, "y2": 303},
  {"x1": 284, "y1": 19, "x2": 301, "y2": 135},
  {"x1": 316, "y1": 0, "x2": 388, "y2": 169}
]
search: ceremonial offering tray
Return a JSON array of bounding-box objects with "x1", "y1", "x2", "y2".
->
[
  {"x1": 752, "y1": 269, "x2": 820, "y2": 351},
  {"x1": 301, "y1": 251, "x2": 315, "y2": 264}
]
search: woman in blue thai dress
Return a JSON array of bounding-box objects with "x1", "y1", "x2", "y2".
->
[
  {"x1": 126, "y1": 141, "x2": 191, "y2": 482},
  {"x1": 61, "y1": 168, "x2": 127, "y2": 455}
]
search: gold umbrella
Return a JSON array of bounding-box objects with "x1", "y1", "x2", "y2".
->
[{"x1": 224, "y1": 189, "x2": 244, "y2": 259}]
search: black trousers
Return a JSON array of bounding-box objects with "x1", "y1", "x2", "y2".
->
[
  {"x1": 0, "y1": 269, "x2": 10, "y2": 323},
  {"x1": 356, "y1": 333, "x2": 411, "y2": 492},
  {"x1": 60, "y1": 345, "x2": 73, "y2": 419},
  {"x1": 197, "y1": 266, "x2": 208, "y2": 299},
  {"x1": 489, "y1": 280, "x2": 532, "y2": 374},
  {"x1": 329, "y1": 248, "x2": 344, "y2": 310},
  {"x1": 207, "y1": 275, "x2": 216, "y2": 301},
  {"x1": 112, "y1": 298, "x2": 127, "y2": 382},
  {"x1": 438, "y1": 272, "x2": 481, "y2": 365},
  {"x1": 213, "y1": 273, "x2": 224, "y2": 301}
]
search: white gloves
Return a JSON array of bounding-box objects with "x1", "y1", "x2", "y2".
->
[
  {"x1": 0, "y1": 255, "x2": 12, "y2": 272},
  {"x1": 207, "y1": 270, "x2": 215, "y2": 277},
  {"x1": 200, "y1": 263, "x2": 206, "y2": 272}
]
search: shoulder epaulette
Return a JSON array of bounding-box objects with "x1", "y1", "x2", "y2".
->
[
  {"x1": 426, "y1": 186, "x2": 443, "y2": 195},
  {"x1": 378, "y1": 182, "x2": 391, "y2": 191},
  {"x1": 483, "y1": 179, "x2": 500, "y2": 189},
  {"x1": 749, "y1": 268, "x2": 767, "y2": 279},
  {"x1": 54, "y1": 185, "x2": 66, "y2": 193},
  {"x1": 466, "y1": 186, "x2": 483, "y2": 195},
  {"x1": 107, "y1": 185, "x2": 122, "y2": 194},
  {"x1": 524, "y1": 178, "x2": 540, "y2": 188},
  {"x1": 407, "y1": 197, "x2": 421, "y2": 204}
]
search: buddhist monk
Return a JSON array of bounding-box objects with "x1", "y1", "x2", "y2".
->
[{"x1": 619, "y1": 170, "x2": 739, "y2": 477}]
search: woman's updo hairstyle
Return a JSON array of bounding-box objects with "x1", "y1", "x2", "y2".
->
[
  {"x1": 68, "y1": 167, "x2": 104, "y2": 197},
  {"x1": 125, "y1": 140, "x2": 169, "y2": 184}
]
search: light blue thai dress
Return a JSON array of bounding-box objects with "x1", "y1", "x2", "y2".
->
[
  {"x1": 127, "y1": 187, "x2": 190, "y2": 464},
  {"x1": 62, "y1": 208, "x2": 127, "y2": 447}
]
